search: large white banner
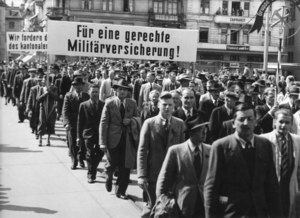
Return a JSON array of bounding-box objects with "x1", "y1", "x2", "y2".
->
[
  {"x1": 6, "y1": 32, "x2": 48, "y2": 51},
  {"x1": 48, "y1": 20, "x2": 198, "y2": 62}
]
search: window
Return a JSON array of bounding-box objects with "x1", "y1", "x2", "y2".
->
[
  {"x1": 167, "y1": 0, "x2": 177, "y2": 15},
  {"x1": 103, "y1": 0, "x2": 113, "y2": 11},
  {"x1": 221, "y1": 29, "x2": 227, "y2": 44},
  {"x1": 153, "y1": 0, "x2": 177, "y2": 14},
  {"x1": 243, "y1": 2, "x2": 250, "y2": 17},
  {"x1": 9, "y1": 21, "x2": 15, "y2": 29},
  {"x1": 201, "y1": 0, "x2": 210, "y2": 14},
  {"x1": 124, "y1": 0, "x2": 133, "y2": 12},
  {"x1": 243, "y1": 30, "x2": 249, "y2": 44},
  {"x1": 231, "y1": 1, "x2": 240, "y2": 16},
  {"x1": 222, "y1": 1, "x2": 228, "y2": 15},
  {"x1": 287, "y1": 52, "x2": 293, "y2": 63},
  {"x1": 288, "y1": 28, "x2": 295, "y2": 45},
  {"x1": 153, "y1": 0, "x2": 163, "y2": 13},
  {"x1": 230, "y1": 55, "x2": 239, "y2": 61},
  {"x1": 230, "y1": 30, "x2": 239, "y2": 44},
  {"x1": 199, "y1": 28, "x2": 209, "y2": 43},
  {"x1": 82, "y1": 0, "x2": 92, "y2": 10}
]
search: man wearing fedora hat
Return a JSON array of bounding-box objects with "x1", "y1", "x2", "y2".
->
[
  {"x1": 175, "y1": 73, "x2": 191, "y2": 94},
  {"x1": 99, "y1": 79, "x2": 139, "y2": 199},
  {"x1": 279, "y1": 85, "x2": 300, "y2": 114},
  {"x1": 99, "y1": 69, "x2": 115, "y2": 101},
  {"x1": 19, "y1": 68, "x2": 38, "y2": 124},
  {"x1": 63, "y1": 77, "x2": 90, "y2": 169},
  {"x1": 156, "y1": 113, "x2": 211, "y2": 217},
  {"x1": 199, "y1": 80, "x2": 223, "y2": 121},
  {"x1": 132, "y1": 69, "x2": 147, "y2": 105}
]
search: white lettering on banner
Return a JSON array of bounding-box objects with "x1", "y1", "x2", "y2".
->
[
  {"x1": 47, "y1": 20, "x2": 198, "y2": 62},
  {"x1": 6, "y1": 32, "x2": 48, "y2": 51}
]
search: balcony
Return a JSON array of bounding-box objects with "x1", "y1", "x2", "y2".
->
[
  {"x1": 46, "y1": 7, "x2": 67, "y2": 20},
  {"x1": 148, "y1": 9, "x2": 185, "y2": 28}
]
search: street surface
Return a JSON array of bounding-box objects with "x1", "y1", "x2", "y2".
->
[{"x1": 0, "y1": 98, "x2": 144, "y2": 218}]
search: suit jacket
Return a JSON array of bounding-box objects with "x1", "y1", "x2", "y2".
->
[
  {"x1": 137, "y1": 115, "x2": 185, "y2": 182},
  {"x1": 209, "y1": 105, "x2": 233, "y2": 143},
  {"x1": 138, "y1": 82, "x2": 162, "y2": 109},
  {"x1": 260, "y1": 130, "x2": 300, "y2": 204},
  {"x1": 218, "y1": 119, "x2": 235, "y2": 139},
  {"x1": 199, "y1": 94, "x2": 223, "y2": 121},
  {"x1": 62, "y1": 91, "x2": 90, "y2": 129},
  {"x1": 13, "y1": 72, "x2": 28, "y2": 99},
  {"x1": 77, "y1": 99, "x2": 105, "y2": 144},
  {"x1": 156, "y1": 141, "x2": 211, "y2": 216},
  {"x1": 292, "y1": 110, "x2": 300, "y2": 135},
  {"x1": 132, "y1": 78, "x2": 147, "y2": 104},
  {"x1": 290, "y1": 192, "x2": 300, "y2": 218},
  {"x1": 99, "y1": 78, "x2": 114, "y2": 101},
  {"x1": 99, "y1": 97, "x2": 138, "y2": 149},
  {"x1": 20, "y1": 77, "x2": 37, "y2": 104},
  {"x1": 204, "y1": 134, "x2": 282, "y2": 218},
  {"x1": 60, "y1": 75, "x2": 72, "y2": 96}
]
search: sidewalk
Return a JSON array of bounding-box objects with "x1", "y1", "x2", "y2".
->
[{"x1": 0, "y1": 98, "x2": 145, "y2": 218}]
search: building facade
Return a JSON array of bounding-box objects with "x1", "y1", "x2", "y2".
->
[{"x1": 42, "y1": 0, "x2": 289, "y2": 73}]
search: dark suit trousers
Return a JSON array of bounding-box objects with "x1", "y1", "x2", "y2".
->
[
  {"x1": 56, "y1": 98, "x2": 63, "y2": 116},
  {"x1": 18, "y1": 101, "x2": 25, "y2": 122},
  {"x1": 85, "y1": 138, "x2": 104, "y2": 180},
  {"x1": 67, "y1": 128, "x2": 85, "y2": 166},
  {"x1": 106, "y1": 132, "x2": 130, "y2": 195}
]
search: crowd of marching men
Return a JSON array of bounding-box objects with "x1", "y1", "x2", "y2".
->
[{"x1": 0, "y1": 57, "x2": 300, "y2": 218}]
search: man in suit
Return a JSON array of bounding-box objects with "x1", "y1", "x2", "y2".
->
[
  {"x1": 99, "y1": 70, "x2": 114, "y2": 101},
  {"x1": 156, "y1": 114, "x2": 210, "y2": 217},
  {"x1": 162, "y1": 71, "x2": 180, "y2": 92},
  {"x1": 138, "y1": 71, "x2": 162, "y2": 110},
  {"x1": 204, "y1": 103, "x2": 282, "y2": 218},
  {"x1": 255, "y1": 87, "x2": 277, "y2": 133},
  {"x1": 137, "y1": 91, "x2": 185, "y2": 216},
  {"x1": 13, "y1": 67, "x2": 29, "y2": 123},
  {"x1": 19, "y1": 68, "x2": 38, "y2": 123},
  {"x1": 77, "y1": 84, "x2": 105, "y2": 183},
  {"x1": 279, "y1": 85, "x2": 299, "y2": 114},
  {"x1": 140, "y1": 89, "x2": 160, "y2": 124},
  {"x1": 209, "y1": 90, "x2": 239, "y2": 143},
  {"x1": 132, "y1": 69, "x2": 147, "y2": 105},
  {"x1": 99, "y1": 79, "x2": 139, "y2": 199},
  {"x1": 199, "y1": 80, "x2": 223, "y2": 121},
  {"x1": 260, "y1": 108, "x2": 300, "y2": 217},
  {"x1": 63, "y1": 77, "x2": 90, "y2": 170}
]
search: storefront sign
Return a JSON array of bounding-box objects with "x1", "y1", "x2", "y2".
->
[{"x1": 226, "y1": 45, "x2": 250, "y2": 51}]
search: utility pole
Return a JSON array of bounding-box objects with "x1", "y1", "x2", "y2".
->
[{"x1": 263, "y1": 6, "x2": 271, "y2": 73}]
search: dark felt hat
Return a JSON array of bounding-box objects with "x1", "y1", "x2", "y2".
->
[
  {"x1": 224, "y1": 90, "x2": 239, "y2": 100},
  {"x1": 185, "y1": 114, "x2": 209, "y2": 131},
  {"x1": 72, "y1": 77, "x2": 85, "y2": 85},
  {"x1": 177, "y1": 74, "x2": 192, "y2": 82},
  {"x1": 288, "y1": 85, "x2": 300, "y2": 95},
  {"x1": 112, "y1": 79, "x2": 131, "y2": 90}
]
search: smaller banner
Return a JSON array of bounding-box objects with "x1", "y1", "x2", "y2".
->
[
  {"x1": 249, "y1": 0, "x2": 276, "y2": 33},
  {"x1": 47, "y1": 20, "x2": 198, "y2": 62},
  {"x1": 6, "y1": 32, "x2": 48, "y2": 52}
]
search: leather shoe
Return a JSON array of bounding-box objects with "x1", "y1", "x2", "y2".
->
[
  {"x1": 116, "y1": 194, "x2": 128, "y2": 200},
  {"x1": 105, "y1": 178, "x2": 112, "y2": 192},
  {"x1": 88, "y1": 178, "x2": 94, "y2": 183},
  {"x1": 70, "y1": 165, "x2": 77, "y2": 170}
]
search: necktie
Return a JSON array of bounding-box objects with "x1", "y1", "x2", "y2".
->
[
  {"x1": 93, "y1": 102, "x2": 98, "y2": 112},
  {"x1": 194, "y1": 146, "x2": 201, "y2": 179},
  {"x1": 120, "y1": 101, "x2": 125, "y2": 119},
  {"x1": 150, "y1": 83, "x2": 153, "y2": 91},
  {"x1": 164, "y1": 119, "x2": 169, "y2": 131},
  {"x1": 280, "y1": 135, "x2": 289, "y2": 181},
  {"x1": 187, "y1": 109, "x2": 191, "y2": 119}
]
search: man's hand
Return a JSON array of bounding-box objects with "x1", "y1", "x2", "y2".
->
[
  {"x1": 100, "y1": 144, "x2": 107, "y2": 153},
  {"x1": 268, "y1": 103, "x2": 279, "y2": 117},
  {"x1": 123, "y1": 118, "x2": 131, "y2": 126},
  {"x1": 138, "y1": 177, "x2": 148, "y2": 190}
]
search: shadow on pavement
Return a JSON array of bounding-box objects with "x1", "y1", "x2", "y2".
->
[
  {"x1": 0, "y1": 185, "x2": 57, "y2": 214},
  {"x1": 0, "y1": 144, "x2": 42, "y2": 153}
]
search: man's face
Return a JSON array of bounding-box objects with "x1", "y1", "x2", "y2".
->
[
  {"x1": 274, "y1": 113, "x2": 292, "y2": 136},
  {"x1": 233, "y1": 109, "x2": 256, "y2": 138},
  {"x1": 181, "y1": 89, "x2": 195, "y2": 109},
  {"x1": 140, "y1": 70, "x2": 146, "y2": 79},
  {"x1": 147, "y1": 73, "x2": 155, "y2": 83},
  {"x1": 89, "y1": 87, "x2": 99, "y2": 101},
  {"x1": 158, "y1": 98, "x2": 174, "y2": 118},
  {"x1": 209, "y1": 90, "x2": 219, "y2": 100},
  {"x1": 171, "y1": 93, "x2": 181, "y2": 108},
  {"x1": 265, "y1": 91, "x2": 275, "y2": 106},
  {"x1": 116, "y1": 87, "x2": 128, "y2": 100},
  {"x1": 289, "y1": 94, "x2": 299, "y2": 104},
  {"x1": 169, "y1": 72, "x2": 176, "y2": 82},
  {"x1": 73, "y1": 84, "x2": 82, "y2": 93},
  {"x1": 190, "y1": 126, "x2": 207, "y2": 144},
  {"x1": 150, "y1": 93, "x2": 159, "y2": 104},
  {"x1": 225, "y1": 96, "x2": 237, "y2": 109},
  {"x1": 67, "y1": 67, "x2": 73, "y2": 75}
]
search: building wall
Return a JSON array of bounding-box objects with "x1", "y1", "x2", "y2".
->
[{"x1": 0, "y1": 5, "x2": 5, "y2": 61}]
